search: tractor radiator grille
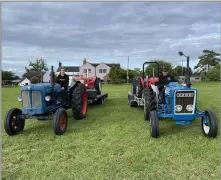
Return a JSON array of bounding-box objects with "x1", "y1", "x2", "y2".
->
[
  {"x1": 32, "y1": 91, "x2": 41, "y2": 108},
  {"x1": 22, "y1": 91, "x2": 30, "y2": 108},
  {"x1": 174, "y1": 90, "x2": 195, "y2": 114}
]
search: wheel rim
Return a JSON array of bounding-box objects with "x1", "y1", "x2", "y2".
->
[
  {"x1": 203, "y1": 116, "x2": 210, "y2": 134},
  {"x1": 60, "y1": 115, "x2": 66, "y2": 131},
  {"x1": 82, "y1": 91, "x2": 87, "y2": 114},
  {"x1": 11, "y1": 115, "x2": 19, "y2": 130}
]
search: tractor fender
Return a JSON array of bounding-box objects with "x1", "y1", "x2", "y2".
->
[{"x1": 150, "y1": 84, "x2": 159, "y2": 102}]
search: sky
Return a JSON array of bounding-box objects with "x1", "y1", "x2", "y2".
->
[{"x1": 2, "y1": 2, "x2": 220, "y2": 77}]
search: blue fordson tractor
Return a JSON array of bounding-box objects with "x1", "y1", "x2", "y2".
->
[
  {"x1": 128, "y1": 55, "x2": 218, "y2": 138},
  {"x1": 4, "y1": 66, "x2": 89, "y2": 136}
]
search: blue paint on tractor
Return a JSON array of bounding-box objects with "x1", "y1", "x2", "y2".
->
[
  {"x1": 157, "y1": 82, "x2": 202, "y2": 125},
  {"x1": 20, "y1": 83, "x2": 65, "y2": 116}
]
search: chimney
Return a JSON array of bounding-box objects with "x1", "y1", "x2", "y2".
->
[{"x1": 83, "y1": 58, "x2": 87, "y2": 65}]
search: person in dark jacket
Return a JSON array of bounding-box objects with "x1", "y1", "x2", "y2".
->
[
  {"x1": 56, "y1": 67, "x2": 69, "y2": 91},
  {"x1": 158, "y1": 69, "x2": 178, "y2": 104}
]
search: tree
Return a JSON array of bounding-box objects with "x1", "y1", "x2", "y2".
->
[
  {"x1": 2, "y1": 70, "x2": 15, "y2": 80},
  {"x1": 194, "y1": 50, "x2": 220, "y2": 73},
  {"x1": 29, "y1": 58, "x2": 48, "y2": 72},
  {"x1": 30, "y1": 77, "x2": 41, "y2": 84},
  {"x1": 173, "y1": 66, "x2": 193, "y2": 76},
  {"x1": 201, "y1": 64, "x2": 220, "y2": 82},
  {"x1": 145, "y1": 60, "x2": 176, "y2": 77},
  {"x1": 108, "y1": 67, "x2": 121, "y2": 84}
]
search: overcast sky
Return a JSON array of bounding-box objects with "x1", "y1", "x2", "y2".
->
[{"x1": 2, "y1": 2, "x2": 220, "y2": 77}]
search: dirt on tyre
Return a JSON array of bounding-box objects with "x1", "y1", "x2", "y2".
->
[
  {"x1": 53, "y1": 108, "x2": 68, "y2": 135},
  {"x1": 72, "y1": 83, "x2": 88, "y2": 120},
  {"x1": 201, "y1": 110, "x2": 218, "y2": 138},
  {"x1": 4, "y1": 108, "x2": 25, "y2": 136},
  {"x1": 94, "y1": 77, "x2": 102, "y2": 95},
  {"x1": 143, "y1": 87, "x2": 157, "y2": 121},
  {"x1": 149, "y1": 110, "x2": 159, "y2": 138}
]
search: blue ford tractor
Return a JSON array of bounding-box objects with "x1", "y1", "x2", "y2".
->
[
  {"x1": 4, "y1": 66, "x2": 89, "y2": 136},
  {"x1": 128, "y1": 55, "x2": 218, "y2": 138}
]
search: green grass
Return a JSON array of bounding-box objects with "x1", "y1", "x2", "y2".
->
[{"x1": 2, "y1": 83, "x2": 220, "y2": 180}]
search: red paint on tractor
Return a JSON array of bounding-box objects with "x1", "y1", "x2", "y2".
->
[
  {"x1": 81, "y1": 91, "x2": 87, "y2": 114},
  {"x1": 74, "y1": 76, "x2": 97, "y2": 89}
]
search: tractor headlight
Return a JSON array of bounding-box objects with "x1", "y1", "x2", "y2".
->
[
  {"x1": 175, "y1": 105, "x2": 182, "y2": 112},
  {"x1": 17, "y1": 96, "x2": 22, "y2": 102},
  {"x1": 186, "y1": 105, "x2": 193, "y2": 111},
  {"x1": 45, "y1": 96, "x2": 51, "y2": 101}
]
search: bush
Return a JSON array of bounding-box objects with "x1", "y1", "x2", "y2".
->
[
  {"x1": 201, "y1": 68, "x2": 220, "y2": 82},
  {"x1": 31, "y1": 77, "x2": 41, "y2": 84}
]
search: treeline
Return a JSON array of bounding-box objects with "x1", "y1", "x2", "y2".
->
[{"x1": 108, "y1": 49, "x2": 220, "y2": 84}]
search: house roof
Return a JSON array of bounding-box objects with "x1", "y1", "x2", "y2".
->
[
  {"x1": 12, "y1": 79, "x2": 22, "y2": 83},
  {"x1": 90, "y1": 62, "x2": 121, "y2": 68},
  {"x1": 57, "y1": 66, "x2": 79, "y2": 72},
  {"x1": 23, "y1": 72, "x2": 45, "y2": 78}
]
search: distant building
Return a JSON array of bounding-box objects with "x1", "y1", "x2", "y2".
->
[
  {"x1": 57, "y1": 59, "x2": 121, "y2": 81},
  {"x1": 19, "y1": 78, "x2": 31, "y2": 86}
]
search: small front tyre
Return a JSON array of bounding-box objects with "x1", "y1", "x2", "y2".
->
[
  {"x1": 4, "y1": 108, "x2": 25, "y2": 136},
  {"x1": 201, "y1": 110, "x2": 218, "y2": 138},
  {"x1": 149, "y1": 110, "x2": 159, "y2": 138},
  {"x1": 53, "y1": 108, "x2": 68, "y2": 135}
]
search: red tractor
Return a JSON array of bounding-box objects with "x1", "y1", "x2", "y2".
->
[{"x1": 72, "y1": 75, "x2": 107, "y2": 104}]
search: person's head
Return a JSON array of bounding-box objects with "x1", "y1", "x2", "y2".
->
[
  {"x1": 162, "y1": 69, "x2": 168, "y2": 76},
  {"x1": 60, "y1": 67, "x2": 65, "y2": 76}
]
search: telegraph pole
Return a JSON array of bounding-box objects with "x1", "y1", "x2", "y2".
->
[
  {"x1": 182, "y1": 59, "x2": 183, "y2": 76},
  {"x1": 127, "y1": 56, "x2": 129, "y2": 84},
  {"x1": 41, "y1": 57, "x2": 43, "y2": 83}
]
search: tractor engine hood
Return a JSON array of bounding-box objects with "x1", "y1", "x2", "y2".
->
[{"x1": 21, "y1": 83, "x2": 61, "y2": 92}]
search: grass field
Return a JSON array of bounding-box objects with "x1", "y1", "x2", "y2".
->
[{"x1": 2, "y1": 83, "x2": 220, "y2": 180}]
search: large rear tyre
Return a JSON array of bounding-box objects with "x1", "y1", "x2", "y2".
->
[
  {"x1": 143, "y1": 88, "x2": 157, "y2": 121},
  {"x1": 132, "y1": 78, "x2": 138, "y2": 94},
  {"x1": 149, "y1": 111, "x2": 159, "y2": 138},
  {"x1": 4, "y1": 108, "x2": 25, "y2": 136},
  {"x1": 94, "y1": 77, "x2": 102, "y2": 95},
  {"x1": 136, "y1": 78, "x2": 143, "y2": 98},
  {"x1": 201, "y1": 110, "x2": 218, "y2": 138},
  {"x1": 72, "y1": 83, "x2": 88, "y2": 120},
  {"x1": 53, "y1": 108, "x2": 68, "y2": 135}
]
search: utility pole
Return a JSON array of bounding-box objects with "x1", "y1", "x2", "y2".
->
[
  {"x1": 40, "y1": 57, "x2": 43, "y2": 83},
  {"x1": 127, "y1": 56, "x2": 129, "y2": 84}
]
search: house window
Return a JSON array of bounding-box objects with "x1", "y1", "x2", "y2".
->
[
  {"x1": 99, "y1": 69, "x2": 102, "y2": 73},
  {"x1": 103, "y1": 69, "x2": 107, "y2": 73},
  {"x1": 88, "y1": 69, "x2": 91, "y2": 73},
  {"x1": 83, "y1": 69, "x2": 87, "y2": 73}
]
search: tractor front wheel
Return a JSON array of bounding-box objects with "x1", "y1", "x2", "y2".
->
[
  {"x1": 95, "y1": 78, "x2": 102, "y2": 95},
  {"x1": 143, "y1": 87, "x2": 157, "y2": 121},
  {"x1": 72, "y1": 83, "x2": 88, "y2": 120},
  {"x1": 4, "y1": 108, "x2": 25, "y2": 136},
  {"x1": 201, "y1": 110, "x2": 218, "y2": 138},
  {"x1": 53, "y1": 108, "x2": 68, "y2": 135},
  {"x1": 149, "y1": 110, "x2": 159, "y2": 138}
]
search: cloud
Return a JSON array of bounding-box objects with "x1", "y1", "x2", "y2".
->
[{"x1": 2, "y1": 2, "x2": 220, "y2": 76}]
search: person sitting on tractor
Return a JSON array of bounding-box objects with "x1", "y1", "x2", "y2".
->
[
  {"x1": 158, "y1": 69, "x2": 177, "y2": 104},
  {"x1": 56, "y1": 67, "x2": 69, "y2": 91}
]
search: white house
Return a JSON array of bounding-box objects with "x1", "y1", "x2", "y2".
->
[
  {"x1": 43, "y1": 71, "x2": 50, "y2": 82},
  {"x1": 57, "y1": 59, "x2": 120, "y2": 81},
  {"x1": 19, "y1": 78, "x2": 31, "y2": 86}
]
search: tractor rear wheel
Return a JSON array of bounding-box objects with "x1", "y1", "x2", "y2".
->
[
  {"x1": 72, "y1": 83, "x2": 88, "y2": 120},
  {"x1": 143, "y1": 87, "x2": 157, "y2": 121},
  {"x1": 94, "y1": 78, "x2": 102, "y2": 95},
  {"x1": 136, "y1": 78, "x2": 143, "y2": 98},
  {"x1": 132, "y1": 78, "x2": 138, "y2": 94},
  {"x1": 4, "y1": 108, "x2": 25, "y2": 136},
  {"x1": 149, "y1": 110, "x2": 159, "y2": 138},
  {"x1": 201, "y1": 110, "x2": 218, "y2": 138},
  {"x1": 53, "y1": 108, "x2": 68, "y2": 135}
]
